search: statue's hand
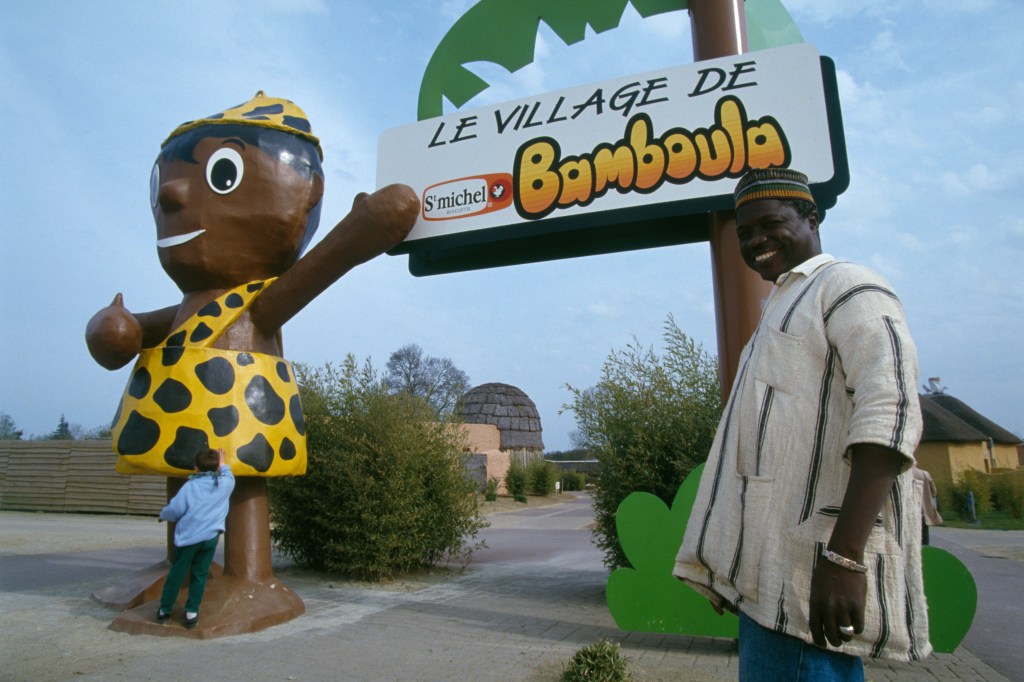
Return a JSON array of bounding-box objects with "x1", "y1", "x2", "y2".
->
[
  {"x1": 342, "y1": 183, "x2": 420, "y2": 265},
  {"x1": 85, "y1": 293, "x2": 143, "y2": 370}
]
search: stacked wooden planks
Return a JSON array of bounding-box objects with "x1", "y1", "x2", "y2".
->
[{"x1": 0, "y1": 440, "x2": 164, "y2": 515}]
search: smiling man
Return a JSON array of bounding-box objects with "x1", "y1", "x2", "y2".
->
[{"x1": 674, "y1": 168, "x2": 930, "y2": 679}]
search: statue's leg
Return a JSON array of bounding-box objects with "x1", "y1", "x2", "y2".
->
[{"x1": 223, "y1": 477, "x2": 275, "y2": 581}]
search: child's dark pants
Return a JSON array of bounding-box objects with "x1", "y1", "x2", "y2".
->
[{"x1": 159, "y1": 535, "x2": 219, "y2": 614}]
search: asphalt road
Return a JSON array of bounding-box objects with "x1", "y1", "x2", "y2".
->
[
  {"x1": 930, "y1": 527, "x2": 1024, "y2": 681},
  {"x1": 0, "y1": 497, "x2": 1019, "y2": 681}
]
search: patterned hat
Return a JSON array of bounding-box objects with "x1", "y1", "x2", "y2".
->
[
  {"x1": 734, "y1": 167, "x2": 815, "y2": 209},
  {"x1": 162, "y1": 90, "x2": 323, "y2": 159}
]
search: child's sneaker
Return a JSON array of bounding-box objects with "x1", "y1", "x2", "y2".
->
[
  {"x1": 184, "y1": 613, "x2": 199, "y2": 630},
  {"x1": 156, "y1": 609, "x2": 171, "y2": 625}
]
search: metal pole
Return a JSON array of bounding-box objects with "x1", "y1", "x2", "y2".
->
[{"x1": 689, "y1": 0, "x2": 772, "y2": 402}]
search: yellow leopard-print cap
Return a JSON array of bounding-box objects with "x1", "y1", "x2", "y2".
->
[{"x1": 162, "y1": 90, "x2": 323, "y2": 159}]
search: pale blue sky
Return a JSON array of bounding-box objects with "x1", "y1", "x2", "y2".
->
[{"x1": 1, "y1": 0, "x2": 1021, "y2": 448}]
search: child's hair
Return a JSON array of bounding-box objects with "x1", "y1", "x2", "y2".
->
[{"x1": 194, "y1": 448, "x2": 221, "y2": 472}]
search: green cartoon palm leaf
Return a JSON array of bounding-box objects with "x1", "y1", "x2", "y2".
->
[
  {"x1": 608, "y1": 465, "x2": 977, "y2": 650},
  {"x1": 418, "y1": 0, "x2": 803, "y2": 121}
]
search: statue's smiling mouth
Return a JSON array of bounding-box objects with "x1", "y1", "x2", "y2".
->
[{"x1": 157, "y1": 229, "x2": 205, "y2": 248}]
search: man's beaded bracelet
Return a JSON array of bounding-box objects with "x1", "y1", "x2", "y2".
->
[{"x1": 821, "y1": 547, "x2": 868, "y2": 573}]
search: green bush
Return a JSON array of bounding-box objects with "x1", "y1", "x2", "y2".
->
[
  {"x1": 505, "y1": 461, "x2": 528, "y2": 498},
  {"x1": 545, "y1": 448, "x2": 593, "y2": 461},
  {"x1": 270, "y1": 357, "x2": 487, "y2": 581},
  {"x1": 991, "y1": 471, "x2": 1024, "y2": 518},
  {"x1": 561, "y1": 470, "x2": 586, "y2": 492},
  {"x1": 527, "y1": 458, "x2": 559, "y2": 496},
  {"x1": 484, "y1": 476, "x2": 500, "y2": 502},
  {"x1": 949, "y1": 469, "x2": 993, "y2": 521},
  {"x1": 563, "y1": 315, "x2": 721, "y2": 569},
  {"x1": 934, "y1": 476, "x2": 954, "y2": 517},
  {"x1": 561, "y1": 639, "x2": 631, "y2": 682}
]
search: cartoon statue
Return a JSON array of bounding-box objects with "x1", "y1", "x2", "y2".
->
[{"x1": 85, "y1": 92, "x2": 418, "y2": 634}]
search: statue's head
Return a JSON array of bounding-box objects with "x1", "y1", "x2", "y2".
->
[{"x1": 151, "y1": 92, "x2": 325, "y2": 292}]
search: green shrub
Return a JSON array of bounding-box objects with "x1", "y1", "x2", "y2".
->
[
  {"x1": 505, "y1": 461, "x2": 528, "y2": 498},
  {"x1": 561, "y1": 470, "x2": 586, "y2": 492},
  {"x1": 991, "y1": 471, "x2": 1024, "y2": 518},
  {"x1": 270, "y1": 357, "x2": 487, "y2": 581},
  {"x1": 545, "y1": 448, "x2": 593, "y2": 461},
  {"x1": 934, "y1": 476, "x2": 954, "y2": 517},
  {"x1": 561, "y1": 639, "x2": 631, "y2": 682},
  {"x1": 563, "y1": 315, "x2": 720, "y2": 569},
  {"x1": 527, "y1": 458, "x2": 559, "y2": 496},
  {"x1": 484, "y1": 476, "x2": 499, "y2": 502},
  {"x1": 514, "y1": 493, "x2": 528, "y2": 504},
  {"x1": 949, "y1": 469, "x2": 993, "y2": 521}
]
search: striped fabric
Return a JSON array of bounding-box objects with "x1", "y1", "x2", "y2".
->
[
  {"x1": 734, "y1": 167, "x2": 815, "y2": 209},
  {"x1": 674, "y1": 254, "x2": 930, "y2": 662}
]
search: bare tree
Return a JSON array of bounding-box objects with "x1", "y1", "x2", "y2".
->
[{"x1": 383, "y1": 344, "x2": 470, "y2": 418}]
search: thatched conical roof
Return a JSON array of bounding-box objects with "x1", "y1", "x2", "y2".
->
[
  {"x1": 458, "y1": 383, "x2": 544, "y2": 452},
  {"x1": 920, "y1": 393, "x2": 1021, "y2": 444}
]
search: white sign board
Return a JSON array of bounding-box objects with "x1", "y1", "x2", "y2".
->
[{"x1": 378, "y1": 43, "x2": 846, "y2": 275}]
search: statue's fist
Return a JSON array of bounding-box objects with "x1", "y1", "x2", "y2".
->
[
  {"x1": 345, "y1": 184, "x2": 420, "y2": 262},
  {"x1": 85, "y1": 294, "x2": 143, "y2": 370}
]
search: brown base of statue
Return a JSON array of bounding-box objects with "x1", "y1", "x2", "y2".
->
[{"x1": 93, "y1": 478, "x2": 303, "y2": 638}]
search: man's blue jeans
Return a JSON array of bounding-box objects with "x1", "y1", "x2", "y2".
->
[
  {"x1": 739, "y1": 611, "x2": 865, "y2": 681},
  {"x1": 159, "y1": 535, "x2": 219, "y2": 614}
]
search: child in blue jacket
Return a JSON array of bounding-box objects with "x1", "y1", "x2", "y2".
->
[{"x1": 157, "y1": 447, "x2": 235, "y2": 629}]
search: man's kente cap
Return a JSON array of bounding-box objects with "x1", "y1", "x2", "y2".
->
[
  {"x1": 162, "y1": 90, "x2": 323, "y2": 160},
  {"x1": 734, "y1": 167, "x2": 815, "y2": 209}
]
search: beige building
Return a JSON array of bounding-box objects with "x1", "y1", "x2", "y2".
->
[
  {"x1": 914, "y1": 390, "x2": 1021, "y2": 486},
  {"x1": 456, "y1": 383, "x2": 545, "y2": 494},
  {"x1": 456, "y1": 422, "x2": 510, "y2": 494}
]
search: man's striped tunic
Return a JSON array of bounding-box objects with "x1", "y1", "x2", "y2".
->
[{"x1": 674, "y1": 254, "x2": 930, "y2": 661}]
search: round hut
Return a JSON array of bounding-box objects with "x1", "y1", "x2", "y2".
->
[{"x1": 458, "y1": 383, "x2": 544, "y2": 466}]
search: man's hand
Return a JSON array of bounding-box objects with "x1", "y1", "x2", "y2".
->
[
  {"x1": 808, "y1": 558, "x2": 865, "y2": 648},
  {"x1": 811, "y1": 442, "x2": 904, "y2": 649}
]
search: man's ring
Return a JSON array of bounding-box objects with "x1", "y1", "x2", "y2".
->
[{"x1": 839, "y1": 625, "x2": 855, "y2": 636}]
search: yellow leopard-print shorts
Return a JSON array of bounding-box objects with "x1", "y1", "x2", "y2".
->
[{"x1": 111, "y1": 280, "x2": 306, "y2": 477}]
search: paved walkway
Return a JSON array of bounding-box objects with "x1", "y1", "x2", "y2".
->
[{"x1": 0, "y1": 497, "x2": 1019, "y2": 681}]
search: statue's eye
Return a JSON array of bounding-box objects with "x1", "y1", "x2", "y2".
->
[
  {"x1": 206, "y1": 148, "x2": 244, "y2": 194},
  {"x1": 150, "y1": 162, "x2": 160, "y2": 208}
]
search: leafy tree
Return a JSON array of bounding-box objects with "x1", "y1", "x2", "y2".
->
[
  {"x1": 563, "y1": 315, "x2": 721, "y2": 570},
  {"x1": 49, "y1": 414, "x2": 74, "y2": 440},
  {"x1": 0, "y1": 412, "x2": 23, "y2": 440},
  {"x1": 383, "y1": 343, "x2": 470, "y2": 418},
  {"x1": 270, "y1": 356, "x2": 486, "y2": 580}
]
